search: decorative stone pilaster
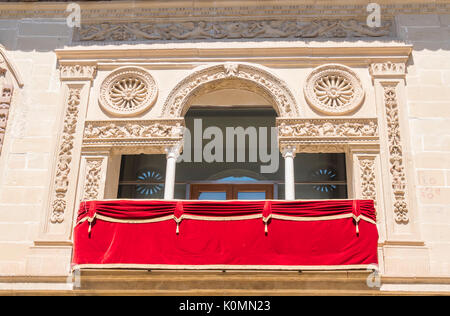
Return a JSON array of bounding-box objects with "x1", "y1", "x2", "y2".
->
[
  {"x1": 382, "y1": 84, "x2": 409, "y2": 224},
  {"x1": 39, "y1": 64, "x2": 97, "y2": 239}
]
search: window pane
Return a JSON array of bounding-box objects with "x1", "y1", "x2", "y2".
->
[
  {"x1": 295, "y1": 184, "x2": 348, "y2": 199},
  {"x1": 198, "y1": 191, "x2": 227, "y2": 200},
  {"x1": 237, "y1": 191, "x2": 266, "y2": 200}
]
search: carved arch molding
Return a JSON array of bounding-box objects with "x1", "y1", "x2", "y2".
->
[{"x1": 0, "y1": 47, "x2": 24, "y2": 155}]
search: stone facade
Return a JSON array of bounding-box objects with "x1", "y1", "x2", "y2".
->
[{"x1": 0, "y1": 0, "x2": 449, "y2": 293}]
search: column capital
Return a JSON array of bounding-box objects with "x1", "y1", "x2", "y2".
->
[
  {"x1": 281, "y1": 145, "x2": 296, "y2": 158},
  {"x1": 165, "y1": 145, "x2": 181, "y2": 159}
]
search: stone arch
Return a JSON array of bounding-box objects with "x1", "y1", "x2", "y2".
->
[{"x1": 162, "y1": 63, "x2": 298, "y2": 118}]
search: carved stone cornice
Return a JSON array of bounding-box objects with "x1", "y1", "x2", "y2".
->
[
  {"x1": 59, "y1": 65, "x2": 97, "y2": 81},
  {"x1": 1, "y1": 1, "x2": 448, "y2": 21},
  {"x1": 82, "y1": 119, "x2": 185, "y2": 153},
  {"x1": 369, "y1": 62, "x2": 407, "y2": 79}
]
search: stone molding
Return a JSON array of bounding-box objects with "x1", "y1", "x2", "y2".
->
[
  {"x1": 74, "y1": 19, "x2": 392, "y2": 42},
  {"x1": 98, "y1": 66, "x2": 158, "y2": 117},
  {"x1": 304, "y1": 64, "x2": 365, "y2": 115},
  {"x1": 50, "y1": 87, "x2": 81, "y2": 224},
  {"x1": 163, "y1": 63, "x2": 298, "y2": 118},
  {"x1": 59, "y1": 65, "x2": 97, "y2": 81},
  {"x1": 2, "y1": 1, "x2": 447, "y2": 22}
]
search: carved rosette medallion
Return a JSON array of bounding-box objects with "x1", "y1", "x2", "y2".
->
[
  {"x1": 99, "y1": 67, "x2": 158, "y2": 117},
  {"x1": 51, "y1": 88, "x2": 81, "y2": 223},
  {"x1": 383, "y1": 84, "x2": 409, "y2": 223},
  {"x1": 304, "y1": 64, "x2": 365, "y2": 115}
]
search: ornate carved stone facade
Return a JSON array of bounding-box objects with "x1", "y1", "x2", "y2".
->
[{"x1": 50, "y1": 88, "x2": 81, "y2": 224}]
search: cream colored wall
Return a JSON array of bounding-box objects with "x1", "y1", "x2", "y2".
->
[
  {"x1": 397, "y1": 14, "x2": 450, "y2": 277},
  {"x1": 0, "y1": 8, "x2": 449, "y2": 280}
]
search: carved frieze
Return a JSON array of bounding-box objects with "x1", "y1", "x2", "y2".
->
[
  {"x1": 99, "y1": 67, "x2": 158, "y2": 117},
  {"x1": 84, "y1": 120, "x2": 184, "y2": 140},
  {"x1": 382, "y1": 84, "x2": 409, "y2": 223},
  {"x1": 51, "y1": 88, "x2": 81, "y2": 224},
  {"x1": 74, "y1": 19, "x2": 392, "y2": 42},
  {"x1": 304, "y1": 64, "x2": 365, "y2": 115},
  {"x1": 163, "y1": 63, "x2": 298, "y2": 117},
  {"x1": 277, "y1": 118, "x2": 378, "y2": 139}
]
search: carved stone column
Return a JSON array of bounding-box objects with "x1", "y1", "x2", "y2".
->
[
  {"x1": 370, "y1": 62, "x2": 429, "y2": 276},
  {"x1": 282, "y1": 146, "x2": 296, "y2": 201},
  {"x1": 164, "y1": 145, "x2": 181, "y2": 200},
  {"x1": 27, "y1": 65, "x2": 97, "y2": 276}
]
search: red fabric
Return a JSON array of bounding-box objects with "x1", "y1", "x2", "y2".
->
[{"x1": 73, "y1": 199, "x2": 378, "y2": 269}]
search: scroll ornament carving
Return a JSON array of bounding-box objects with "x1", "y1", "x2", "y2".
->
[
  {"x1": 51, "y1": 88, "x2": 81, "y2": 224},
  {"x1": 75, "y1": 19, "x2": 391, "y2": 42},
  {"x1": 99, "y1": 67, "x2": 158, "y2": 117},
  {"x1": 383, "y1": 85, "x2": 409, "y2": 223},
  {"x1": 359, "y1": 158, "x2": 378, "y2": 213},
  {"x1": 304, "y1": 64, "x2": 365, "y2": 115},
  {"x1": 163, "y1": 63, "x2": 297, "y2": 117},
  {"x1": 278, "y1": 119, "x2": 377, "y2": 138},
  {"x1": 83, "y1": 159, "x2": 103, "y2": 200},
  {"x1": 84, "y1": 121, "x2": 184, "y2": 139}
]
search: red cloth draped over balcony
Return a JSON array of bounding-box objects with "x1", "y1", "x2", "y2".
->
[{"x1": 72, "y1": 199, "x2": 378, "y2": 270}]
